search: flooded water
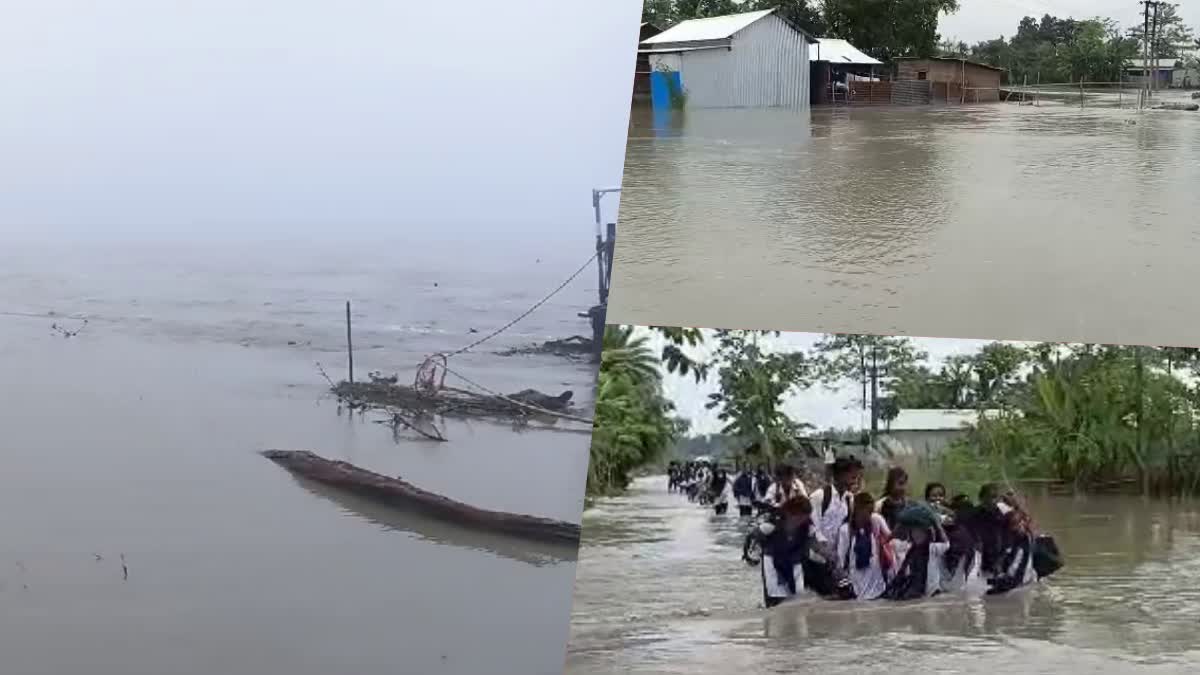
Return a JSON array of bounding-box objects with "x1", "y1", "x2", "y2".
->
[
  {"x1": 0, "y1": 240, "x2": 595, "y2": 675},
  {"x1": 567, "y1": 476, "x2": 1200, "y2": 674},
  {"x1": 609, "y1": 96, "x2": 1200, "y2": 347}
]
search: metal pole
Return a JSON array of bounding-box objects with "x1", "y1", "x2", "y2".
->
[
  {"x1": 345, "y1": 300, "x2": 354, "y2": 385},
  {"x1": 1035, "y1": 71, "x2": 1040, "y2": 106},
  {"x1": 1142, "y1": 1, "x2": 1152, "y2": 108}
]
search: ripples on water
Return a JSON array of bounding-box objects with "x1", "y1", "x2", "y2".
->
[
  {"x1": 0, "y1": 240, "x2": 595, "y2": 675},
  {"x1": 568, "y1": 477, "x2": 1200, "y2": 674},
  {"x1": 609, "y1": 97, "x2": 1200, "y2": 346}
]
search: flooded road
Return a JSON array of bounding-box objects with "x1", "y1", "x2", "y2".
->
[
  {"x1": 0, "y1": 240, "x2": 594, "y2": 675},
  {"x1": 609, "y1": 97, "x2": 1200, "y2": 347},
  {"x1": 567, "y1": 476, "x2": 1200, "y2": 674}
]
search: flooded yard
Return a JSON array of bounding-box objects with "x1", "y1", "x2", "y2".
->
[{"x1": 609, "y1": 97, "x2": 1200, "y2": 346}]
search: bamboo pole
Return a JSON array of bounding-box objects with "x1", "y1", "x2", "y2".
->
[{"x1": 345, "y1": 300, "x2": 354, "y2": 385}]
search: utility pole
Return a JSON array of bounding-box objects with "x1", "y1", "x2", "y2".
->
[
  {"x1": 1141, "y1": 1, "x2": 1153, "y2": 106},
  {"x1": 1152, "y1": 1, "x2": 1161, "y2": 95}
]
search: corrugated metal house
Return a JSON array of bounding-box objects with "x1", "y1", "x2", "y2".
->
[
  {"x1": 638, "y1": 9, "x2": 815, "y2": 109},
  {"x1": 877, "y1": 409, "x2": 1004, "y2": 460},
  {"x1": 894, "y1": 57, "x2": 1004, "y2": 102}
]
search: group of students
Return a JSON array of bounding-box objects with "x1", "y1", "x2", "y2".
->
[{"x1": 668, "y1": 457, "x2": 1062, "y2": 608}]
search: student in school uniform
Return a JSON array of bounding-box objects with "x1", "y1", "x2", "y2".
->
[
  {"x1": 884, "y1": 509, "x2": 951, "y2": 601},
  {"x1": 765, "y1": 464, "x2": 807, "y2": 509},
  {"x1": 836, "y1": 492, "x2": 894, "y2": 600},
  {"x1": 759, "y1": 496, "x2": 830, "y2": 608},
  {"x1": 732, "y1": 466, "x2": 756, "y2": 517},
  {"x1": 875, "y1": 467, "x2": 913, "y2": 531},
  {"x1": 809, "y1": 457, "x2": 863, "y2": 544}
]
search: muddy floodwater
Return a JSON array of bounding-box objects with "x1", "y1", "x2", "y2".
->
[
  {"x1": 0, "y1": 239, "x2": 594, "y2": 675},
  {"x1": 566, "y1": 476, "x2": 1200, "y2": 674},
  {"x1": 609, "y1": 95, "x2": 1200, "y2": 347}
]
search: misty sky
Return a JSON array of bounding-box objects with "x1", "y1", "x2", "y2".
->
[
  {"x1": 0, "y1": 1, "x2": 641, "y2": 244},
  {"x1": 939, "y1": 0, "x2": 1186, "y2": 44},
  {"x1": 643, "y1": 329, "x2": 998, "y2": 434}
]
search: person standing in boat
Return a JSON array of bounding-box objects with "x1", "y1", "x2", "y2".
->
[
  {"x1": 732, "y1": 465, "x2": 756, "y2": 517},
  {"x1": 835, "y1": 492, "x2": 894, "y2": 600},
  {"x1": 758, "y1": 496, "x2": 834, "y2": 607},
  {"x1": 875, "y1": 467, "x2": 912, "y2": 531},
  {"x1": 810, "y1": 457, "x2": 862, "y2": 543}
]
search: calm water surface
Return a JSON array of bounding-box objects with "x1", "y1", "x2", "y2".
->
[
  {"x1": 567, "y1": 476, "x2": 1200, "y2": 674},
  {"x1": 0, "y1": 240, "x2": 595, "y2": 675},
  {"x1": 610, "y1": 96, "x2": 1200, "y2": 346}
]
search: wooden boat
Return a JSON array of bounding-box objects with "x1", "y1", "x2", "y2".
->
[{"x1": 262, "y1": 450, "x2": 582, "y2": 545}]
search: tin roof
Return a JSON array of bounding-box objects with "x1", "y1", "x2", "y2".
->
[
  {"x1": 894, "y1": 56, "x2": 1005, "y2": 72},
  {"x1": 812, "y1": 38, "x2": 882, "y2": 65},
  {"x1": 885, "y1": 409, "x2": 1003, "y2": 432},
  {"x1": 641, "y1": 9, "x2": 777, "y2": 45}
]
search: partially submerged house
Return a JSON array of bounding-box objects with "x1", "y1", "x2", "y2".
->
[
  {"x1": 632, "y1": 22, "x2": 664, "y2": 101},
  {"x1": 1124, "y1": 58, "x2": 1197, "y2": 89},
  {"x1": 639, "y1": 9, "x2": 816, "y2": 109},
  {"x1": 894, "y1": 57, "x2": 1004, "y2": 103},
  {"x1": 810, "y1": 38, "x2": 883, "y2": 104},
  {"x1": 877, "y1": 409, "x2": 1003, "y2": 460}
]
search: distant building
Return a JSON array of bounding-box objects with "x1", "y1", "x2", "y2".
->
[
  {"x1": 638, "y1": 9, "x2": 815, "y2": 110},
  {"x1": 877, "y1": 409, "x2": 1004, "y2": 460},
  {"x1": 809, "y1": 38, "x2": 884, "y2": 105},
  {"x1": 1124, "y1": 58, "x2": 1196, "y2": 89},
  {"x1": 633, "y1": 22, "x2": 664, "y2": 101},
  {"x1": 893, "y1": 57, "x2": 1004, "y2": 103}
]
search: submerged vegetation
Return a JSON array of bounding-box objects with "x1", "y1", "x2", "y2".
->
[{"x1": 591, "y1": 328, "x2": 1200, "y2": 498}]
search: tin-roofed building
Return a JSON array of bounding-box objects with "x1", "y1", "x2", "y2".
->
[
  {"x1": 877, "y1": 409, "x2": 1006, "y2": 459},
  {"x1": 809, "y1": 38, "x2": 883, "y2": 104},
  {"x1": 638, "y1": 9, "x2": 815, "y2": 110}
]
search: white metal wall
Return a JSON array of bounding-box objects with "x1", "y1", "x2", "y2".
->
[{"x1": 676, "y1": 14, "x2": 810, "y2": 109}]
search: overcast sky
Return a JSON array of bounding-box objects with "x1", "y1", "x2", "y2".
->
[
  {"x1": 939, "y1": 0, "x2": 1188, "y2": 44},
  {"x1": 0, "y1": 1, "x2": 640, "y2": 244},
  {"x1": 644, "y1": 329, "x2": 999, "y2": 434}
]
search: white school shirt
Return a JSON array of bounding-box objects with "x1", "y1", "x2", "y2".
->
[
  {"x1": 892, "y1": 540, "x2": 953, "y2": 597},
  {"x1": 759, "y1": 521, "x2": 827, "y2": 599},
  {"x1": 810, "y1": 486, "x2": 853, "y2": 543},
  {"x1": 766, "y1": 479, "x2": 808, "y2": 507},
  {"x1": 835, "y1": 514, "x2": 893, "y2": 600}
]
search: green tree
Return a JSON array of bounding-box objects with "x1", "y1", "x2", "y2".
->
[
  {"x1": 704, "y1": 330, "x2": 810, "y2": 463},
  {"x1": 824, "y1": 0, "x2": 961, "y2": 61},
  {"x1": 1128, "y1": 3, "x2": 1195, "y2": 59},
  {"x1": 649, "y1": 326, "x2": 708, "y2": 382},
  {"x1": 811, "y1": 334, "x2": 926, "y2": 436},
  {"x1": 588, "y1": 326, "x2": 683, "y2": 495}
]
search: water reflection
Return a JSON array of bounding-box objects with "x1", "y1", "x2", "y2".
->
[
  {"x1": 287, "y1": 475, "x2": 578, "y2": 567},
  {"x1": 611, "y1": 100, "x2": 1200, "y2": 346}
]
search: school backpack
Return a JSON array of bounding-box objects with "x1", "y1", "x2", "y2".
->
[{"x1": 1031, "y1": 534, "x2": 1063, "y2": 579}]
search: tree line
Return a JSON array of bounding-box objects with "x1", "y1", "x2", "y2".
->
[
  {"x1": 944, "y1": 12, "x2": 1199, "y2": 85},
  {"x1": 641, "y1": 3, "x2": 1199, "y2": 85},
  {"x1": 590, "y1": 327, "x2": 1200, "y2": 498}
]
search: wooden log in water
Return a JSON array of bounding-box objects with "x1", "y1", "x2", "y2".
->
[{"x1": 261, "y1": 450, "x2": 582, "y2": 545}]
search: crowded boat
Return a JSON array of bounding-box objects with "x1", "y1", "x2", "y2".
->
[{"x1": 666, "y1": 457, "x2": 1063, "y2": 608}]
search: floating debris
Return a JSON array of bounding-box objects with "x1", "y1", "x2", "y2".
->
[{"x1": 498, "y1": 335, "x2": 595, "y2": 359}]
